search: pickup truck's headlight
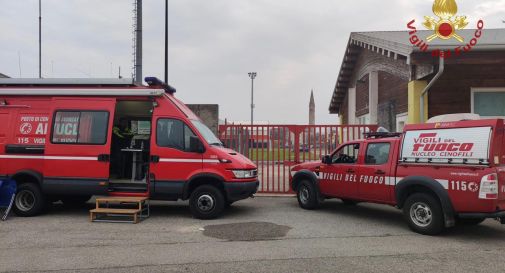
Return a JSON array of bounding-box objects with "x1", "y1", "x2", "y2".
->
[{"x1": 232, "y1": 169, "x2": 257, "y2": 179}]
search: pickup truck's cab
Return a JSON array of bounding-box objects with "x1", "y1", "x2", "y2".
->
[{"x1": 290, "y1": 120, "x2": 505, "y2": 235}]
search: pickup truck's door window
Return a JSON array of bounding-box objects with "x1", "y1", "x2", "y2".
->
[
  {"x1": 332, "y1": 144, "x2": 359, "y2": 164},
  {"x1": 319, "y1": 143, "x2": 360, "y2": 197},
  {"x1": 358, "y1": 142, "x2": 392, "y2": 202}
]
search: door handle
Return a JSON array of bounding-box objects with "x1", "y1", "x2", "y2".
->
[
  {"x1": 150, "y1": 155, "x2": 160, "y2": 163},
  {"x1": 375, "y1": 170, "x2": 386, "y2": 175},
  {"x1": 98, "y1": 154, "x2": 110, "y2": 162},
  {"x1": 346, "y1": 169, "x2": 355, "y2": 173}
]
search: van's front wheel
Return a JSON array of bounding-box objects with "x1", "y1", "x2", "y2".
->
[
  {"x1": 189, "y1": 185, "x2": 225, "y2": 219},
  {"x1": 13, "y1": 183, "x2": 47, "y2": 217}
]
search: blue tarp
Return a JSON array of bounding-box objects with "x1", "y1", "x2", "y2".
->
[{"x1": 0, "y1": 179, "x2": 16, "y2": 220}]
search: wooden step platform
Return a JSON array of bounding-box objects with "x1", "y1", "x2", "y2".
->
[{"x1": 90, "y1": 197, "x2": 150, "y2": 224}]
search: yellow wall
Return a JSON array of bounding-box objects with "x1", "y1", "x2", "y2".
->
[{"x1": 408, "y1": 80, "x2": 428, "y2": 124}]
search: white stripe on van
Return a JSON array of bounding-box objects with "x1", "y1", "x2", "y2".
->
[
  {"x1": 0, "y1": 155, "x2": 97, "y2": 161},
  {"x1": 203, "y1": 159, "x2": 221, "y2": 163},
  {"x1": 0, "y1": 155, "x2": 223, "y2": 163},
  {"x1": 159, "y1": 158, "x2": 220, "y2": 163}
]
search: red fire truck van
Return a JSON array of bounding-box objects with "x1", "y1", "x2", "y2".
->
[
  {"x1": 0, "y1": 77, "x2": 258, "y2": 219},
  {"x1": 290, "y1": 120, "x2": 505, "y2": 235}
]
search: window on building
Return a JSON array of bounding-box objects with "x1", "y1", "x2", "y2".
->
[
  {"x1": 157, "y1": 119, "x2": 197, "y2": 152},
  {"x1": 365, "y1": 143, "x2": 390, "y2": 165},
  {"x1": 357, "y1": 114, "x2": 370, "y2": 125},
  {"x1": 472, "y1": 89, "x2": 505, "y2": 117},
  {"x1": 396, "y1": 113, "x2": 408, "y2": 132},
  {"x1": 52, "y1": 111, "x2": 109, "y2": 144}
]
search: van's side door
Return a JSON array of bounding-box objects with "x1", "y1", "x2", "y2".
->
[
  {"x1": 149, "y1": 117, "x2": 203, "y2": 199},
  {"x1": 357, "y1": 140, "x2": 394, "y2": 202},
  {"x1": 43, "y1": 98, "x2": 116, "y2": 196}
]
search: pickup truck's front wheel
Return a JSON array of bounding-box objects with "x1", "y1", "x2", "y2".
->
[
  {"x1": 403, "y1": 193, "x2": 444, "y2": 235},
  {"x1": 297, "y1": 181, "x2": 321, "y2": 210}
]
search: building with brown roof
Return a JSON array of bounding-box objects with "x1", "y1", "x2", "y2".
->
[{"x1": 329, "y1": 29, "x2": 505, "y2": 131}]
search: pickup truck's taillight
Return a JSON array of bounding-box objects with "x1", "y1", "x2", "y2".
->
[{"x1": 479, "y1": 173, "x2": 498, "y2": 199}]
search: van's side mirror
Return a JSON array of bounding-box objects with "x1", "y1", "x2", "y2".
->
[
  {"x1": 189, "y1": 136, "x2": 205, "y2": 153},
  {"x1": 322, "y1": 155, "x2": 331, "y2": 164}
]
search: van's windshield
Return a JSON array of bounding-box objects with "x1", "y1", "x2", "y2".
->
[{"x1": 191, "y1": 120, "x2": 223, "y2": 146}]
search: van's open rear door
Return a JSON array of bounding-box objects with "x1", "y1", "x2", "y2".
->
[{"x1": 42, "y1": 98, "x2": 116, "y2": 196}]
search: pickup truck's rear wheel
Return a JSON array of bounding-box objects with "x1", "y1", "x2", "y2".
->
[
  {"x1": 189, "y1": 185, "x2": 225, "y2": 219},
  {"x1": 296, "y1": 181, "x2": 321, "y2": 210},
  {"x1": 13, "y1": 183, "x2": 47, "y2": 217},
  {"x1": 403, "y1": 193, "x2": 444, "y2": 235}
]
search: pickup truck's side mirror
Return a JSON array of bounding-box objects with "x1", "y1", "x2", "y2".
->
[
  {"x1": 189, "y1": 136, "x2": 205, "y2": 153},
  {"x1": 322, "y1": 155, "x2": 331, "y2": 164}
]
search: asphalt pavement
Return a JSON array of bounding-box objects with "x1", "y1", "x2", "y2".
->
[{"x1": 1, "y1": 197, "x2": 505, "y2": 273}]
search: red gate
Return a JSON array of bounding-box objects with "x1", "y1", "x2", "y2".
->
[{"x1": 218, "y1": 124, "x2": 378, "y2": 194}]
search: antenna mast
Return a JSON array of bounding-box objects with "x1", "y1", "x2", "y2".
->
[
  {"x1": 38, "y1": 0, "x2": 42, "y2": 78},
  {"x1": 132, "y1": 0, "x2": 142, "y2": 85}
]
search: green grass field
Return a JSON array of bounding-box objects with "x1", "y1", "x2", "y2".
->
[{"x1": 247, "y1": 148, "x2": 324, "y2": 162}]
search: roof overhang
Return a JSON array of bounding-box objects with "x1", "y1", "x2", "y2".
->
[
  {"x1": 329, "y1": 29, "x2": 505, "y2": 114},
  {"x1": 329, "y1": 33, "x2": 411, "y2": 114}
]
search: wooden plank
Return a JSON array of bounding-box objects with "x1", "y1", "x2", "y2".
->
[
  {"x1": 95, "y1": 197, "x2": 148, "y2": 203},
  {"x1": 90, "y1": 208, "x2": 140, "y2": 214}
]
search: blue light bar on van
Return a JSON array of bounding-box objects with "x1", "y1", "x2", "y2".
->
[{"x1": 145, "y1": 77, "x2": 176, "y2": 94}]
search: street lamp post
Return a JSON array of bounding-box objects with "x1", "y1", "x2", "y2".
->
[{"x1": 248, "y1": 72, "x2": 257, "y2": 126}]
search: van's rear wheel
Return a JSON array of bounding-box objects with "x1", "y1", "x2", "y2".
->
[
  {"x1": 403, "y1": 193, "x2": 444, "y2": 235},
  {"x1": 13, "y1": 183, "x2": 46, "y2": 217},
  {"x1": 189, "y1": 185, "x2": 225, "y2": 219}
]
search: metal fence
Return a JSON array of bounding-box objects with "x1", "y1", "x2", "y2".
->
[{"x1": 219, "y1": 124, "x2": 378, "y2": 194}]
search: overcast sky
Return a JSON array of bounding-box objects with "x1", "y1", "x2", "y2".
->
[{"x1": 1, "y1": 0, "x2": 504, "y2": 124}]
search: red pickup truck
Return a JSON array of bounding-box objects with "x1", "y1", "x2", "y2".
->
[{"x1": 290, "y1": 119, "x2": 505, "y2": 235}]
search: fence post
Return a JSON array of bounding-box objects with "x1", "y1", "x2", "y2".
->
[{"x1": 293, "y1": 126, "x2": 301, "y2": 164}]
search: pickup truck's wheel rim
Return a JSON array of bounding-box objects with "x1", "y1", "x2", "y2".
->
[
  {"x1": 410, "y1": 202, "x2": 432, "y2": 227},
  {"x1": 299, "y1": 186, "x2": 309, "y2": 204},
  {"x1": 197, "y1": 194, "x2": 215, "y2": 212},
  {"x1": 15, "y1": 190, "x2": 35, "y2": 212}
]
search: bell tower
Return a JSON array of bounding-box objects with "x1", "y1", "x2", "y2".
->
[{"x1": 309, "y1": 90, "x2": 315, "y2": 125}]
